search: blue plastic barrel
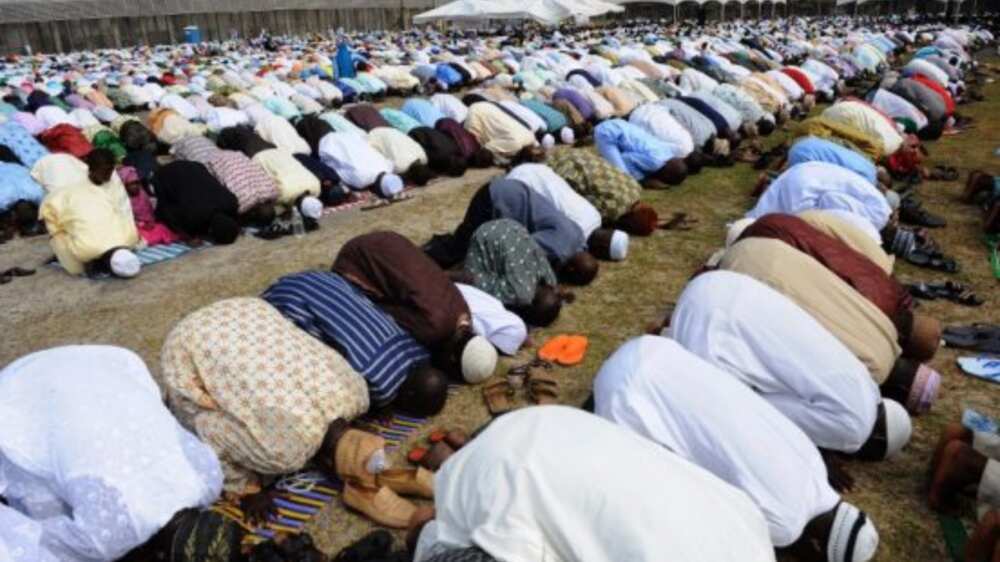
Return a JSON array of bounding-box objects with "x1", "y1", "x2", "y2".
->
[{"x1": 183, "y1": 26, "x2": 201, "y2": 44}]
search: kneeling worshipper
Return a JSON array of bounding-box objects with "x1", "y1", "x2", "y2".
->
[
  {"x1": 161, "y1": 298, "x2": 430, "y2": 529},
  {"x1": 785, "y1": 136, "x2": 879, "y2": 185},
  {"x1": 0, "y1": 345, "x2": 228, "y2": 562},
  {"x1": 733, "y1": 215, "x2": 942, "y2": 407},
  {"x1": 408, "y1": 125, "x2": 468, "y2": 178},
  {"x1": 216, "y1": 126, "x2": 326, "y2": 219},
  {"x1": 546, "y1": 148, "x2": 663, "y2": 236},
  {"x1": 367, "y1": 126, "x2": 435, "y2": 187},
  {"x1": 748, "y1": 161, "x2": 892, "y2": 243},
  {"x1": 316, "y1": 129, "x2": 405, "y2": 198},
  {"x1": 435, "y1": 117, "x2": 495, "y2": 168},
  {"x1": 261, "y1": 270, "x2": 449, "y2": 416},
  {"x1": 455, "y1": 282, "x2": 528, "y2": 356},
  {"x1": 594, "y1": 119, "x2": 689, "y2": 189},
  {"x1": 507, "y1": 163, "x2": 629, "y2": 262},
  {"x1": 411, "y1": 406, "x2": 777, "y2": 562},
  {"x1": 595, "y1": 336, "x2": 879, "y2": 562},
  {"x1": 669, "y1": 270, "x2": 912, "y2": 460},
  {"x1": 424, "y1": 177, "x2": 600, "y2": 287},
  {"x1": 460, "y1": 219, "x2": 564, "y2": 328},
  {"x1": 463, "y1": 101, "x2": 543, "y2": 164},
  {"x1": 171, "y1": 136, "x2": 280, "y2": 227},
  {"x1": 37, "y1": 160, "x2": 142, "y2": 278},
  {"x1": 151, "y1": 160, "x2": 242, "y2": 245},
  {"x1": 627, "y1": 101, "x2": 698, "y2": 165},
  {"x1": 716, "y1": 235, "x2": 931, "y2": 408},
  {"x1": 332, "y1": 231, "x2": 498, "y2": 384},
  {"x1": 928, "y1": 422, "x2": 1000, "y2": 562},
  {"x1": 0, "y1": 158, "x2": 45, "y2": 239}
]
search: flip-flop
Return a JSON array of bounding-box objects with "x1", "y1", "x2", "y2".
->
[
  {"x1": 2, "y1": 267, "x2": 34, "y2": 277},
  {"x1": 957, "y1": 356, "x2": 1000, "y2": 383},
  {"x1": 906, "y1": 250, "x2": 959, "y2": 273}
]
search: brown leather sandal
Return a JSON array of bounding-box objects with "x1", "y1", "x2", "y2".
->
[
  {"x1": 527, "y1": 370, "x2": 560, "y2": 405},
  {"x1": 483, "y1": 378, "x2": 515, "y2": 415}
]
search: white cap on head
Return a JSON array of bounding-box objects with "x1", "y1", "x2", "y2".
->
[
  {"x1": 609, "y1": 230, "x2": 629, "y2": 261},
  {"x1": 882, "y1": 399, "x2": 912, "y2": 459},
  {"x1": 109, "y1": 249, "x2": 141, "y2": 278},
  {"x1": 379, "y1": 173, "x2": 404, "y2": 198},
  {"x1": 460, "y1": 335, "x2": 498, "y2": 384},
  {"x1": 541, "y1": 133, "x2": 555, "y2": 150},
  {"x1": 827, "y1": 502, "x2": 879, "y2": 562},
  {"x1": 884, "y1": 190, "x2": 901, "y2": 210},
  {"x1": 559, "y1": 126, "x2": 575, "y2": 145},
  {"x1": 299, "y1": 195, "x2": 323, "y2": 220},
  {"x1": 725, "y1": 218, "x2": 756, "y2": 248}
]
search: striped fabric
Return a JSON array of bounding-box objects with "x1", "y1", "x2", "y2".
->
[{"x1": 261, "y1": 271, "x2": 429, "y2": 407}]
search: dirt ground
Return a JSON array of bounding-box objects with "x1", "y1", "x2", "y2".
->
[{"x1": 3, "y1": 71, "x2": 1000, "y2": 560}]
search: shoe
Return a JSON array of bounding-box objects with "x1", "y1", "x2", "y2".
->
[
  {"x1": 376, "y1": 468, "x2": 435, "y2": 499},
  {"x1": 341, "y1": 484, "x2": 417, "y2": 529},
  {"x1": 899, "y1": 199, "x2": 946, "y2": 228},
  {"x1": 335, "y1": 429, "x2": 386, "y2": 488}
]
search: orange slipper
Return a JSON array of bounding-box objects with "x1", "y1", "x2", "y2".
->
[
  {"x1": 558, "y1": 335, "x2": 588, "y2": 366},
  {"x1": 538, "y1": 335, "x2": 588, "y2": 366},
  {"x1": 538, "y1": 335, "x2": 572, "y2": 363}
]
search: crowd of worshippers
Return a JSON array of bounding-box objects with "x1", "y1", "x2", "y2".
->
[
  {"x1": 1, "y1": 12, "x2": 992, "y2": 278},
  {"x1": 2, "y1": 13, "x2": 1000, "y2": 562}
]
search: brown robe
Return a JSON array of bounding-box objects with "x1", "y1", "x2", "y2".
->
[
  {"x1": 332, "y1": 231, "x2": 470, "y2": 348},
  {"x1": 739, "y1": 213, "x2": 913, "y2": 341}
]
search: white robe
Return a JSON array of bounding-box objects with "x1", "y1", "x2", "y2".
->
[
  {"x1": 507, "y1": 163, "x2": 602, "y2": 239},
  {"x1": 668, "y1": 270, "x2": 880, "y2": 454},
  {"x1": 747, "y1": 161, "x2": 891, "y2": 233},
  {"x1": 0, "y1": 346, "x2": 222, "y2": 562},
  {"x1": 594, "y1": 335, "x2": 841, "y2": 547},
  {"x1": 629, "y1": 103, "x2": 695, "y2": 158},
  {"x1": 456, "y1": 283, "x2": 527, "y2": 356},
  {"x1": 416, "y1": 406, "x2": 775, "y2": 562},
  {"x1": 318, "y1": 131, "x2": 394, "y2": 190}
]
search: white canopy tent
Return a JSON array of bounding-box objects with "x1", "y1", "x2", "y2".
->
[{"x1": 413, "y1": 0, "x2": 622, "y2": 26}]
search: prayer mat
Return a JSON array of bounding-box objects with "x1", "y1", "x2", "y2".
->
[
  {"x1": 211, "y1": 471, "x2": 342, "y2": 547},
  {"x1": 210, "y1": 401, "x2": 457, "y2": 547},
  {"x1": 321, "y1": 192, "x2": 373, "y2": 216},
  {"x1": 50, "y1": 242, "x2": 211, "y2": 276}
]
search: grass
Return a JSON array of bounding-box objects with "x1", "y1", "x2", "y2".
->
[{"x1": 2, "y1": 63, "x2": 999, "y2": 559}]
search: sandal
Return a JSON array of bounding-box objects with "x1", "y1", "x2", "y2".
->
[
  {"x1": 906, "y1": 249, "x2": 959, "y2": 273},
  {"x1": 659, "y1": 212, "x2": 698, "y2": 231},
  {"x1": 2, "y1": 267, "x2": 34, "y2": 277},
  {"x1": 482, "y1": 378, "x2": 515, "y2": 416},
  {"x1": 927, "y1": 165, "x2": 960, "y2": 182},
  {"x1": 526, "y1": 370, "x2": 560, "y2": 405},
  {"x1": 899, "y1": 198, "x2": 946, "y2": 228}
]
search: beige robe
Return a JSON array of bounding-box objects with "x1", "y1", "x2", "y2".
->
[
  {"x1": 719, "y1": 237, "x2": 900, "y2": 383},
  {"x1": 797, "y1": 210, "x2": 895, "y2": 274}
]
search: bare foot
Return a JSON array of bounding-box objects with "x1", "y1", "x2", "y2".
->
[
  {"x1": 929, "y1": 440, "x2": 986, "y2": 514},
  {"x1": 931, "y1": 423, "x2": 973, "y2": 483},
  {"x1": 966, "y1": 510, "x2": 1000, "y2": 562}
]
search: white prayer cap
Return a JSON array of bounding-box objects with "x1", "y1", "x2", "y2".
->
[
  {"x1": 559, "y1": 126, "x2": 575, "y2": 145},
  {"x1": 461, "y1": 335, "x2": 497, "y2": 384},
  {"x1": 725, "y1": 218, "x2": 756, "y2": 248},
  {"x1": 541, "y1": 133, "x2": 555, "y2": 150},
  {"x1": 884, "y1": 190, "x2": 901, "y2": 210},
  {"x1": 379, "y1": 173, "x2": 404, "y2": 197},
  {"x1": 110, "y1": 249, "x2": 141, "y2": 278},
  {"x1": 609, "y1": 230, "x2": 629, "y2": 261},
  {"x1": 827, "y1": 502, "x2": 879, "y2": 562},
  {"x1": 299, "y1": 195, "x2": 323, "y2": 220},
  {"x1": 882, "y1": 399, "x2": 912, "y2": 459}
]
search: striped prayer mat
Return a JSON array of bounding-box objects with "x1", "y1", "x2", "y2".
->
[
  {"x1": 321, "y1": 192, "x2": 372, "y2": 216},
  {"x1": 211, "y1": 407, "x2": 445, "y2": 546},
  {"x1": 135, "y1": 241, "x2": 207, "y2": 265}
]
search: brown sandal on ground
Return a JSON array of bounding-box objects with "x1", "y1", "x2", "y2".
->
[
  {"x1": 483, "y1": 378, "x2": 516, "y2": 416},
  {"x1": 527, "y1": 370, "x2": 560, "y2": 405},
  {"x1": 341, "y1": 483, "x2": 417, "y2": 529},
  {"x1": 406, "y1": 441, "x2": 455, "y2": 471}
]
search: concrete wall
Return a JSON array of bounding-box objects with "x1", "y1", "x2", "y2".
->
[{"x1": 0, "y1": 6, "x2": 433, "y2": 54}]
